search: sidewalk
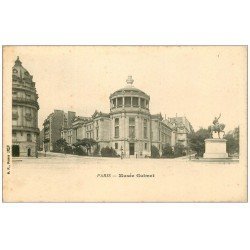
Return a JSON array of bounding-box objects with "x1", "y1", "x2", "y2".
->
[{"x1": 38, "y1": 151, "x2": 81, "y2": 158}]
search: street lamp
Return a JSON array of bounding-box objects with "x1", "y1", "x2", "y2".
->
[{"x1": 121, "y1": 146, "x2": 123, "y2": 159}]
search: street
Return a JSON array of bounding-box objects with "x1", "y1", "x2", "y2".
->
[{"x1": 5, "y1": 154, "x2": 245, "y2": 202}]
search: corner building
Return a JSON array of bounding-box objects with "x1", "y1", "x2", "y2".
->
[{"x1": 12, "y1": 57, "x2": 39, "y2": 157}]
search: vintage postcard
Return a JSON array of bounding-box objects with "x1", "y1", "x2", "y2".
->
[{"x1": 2, "y1": 46, "x2": 247, "y2": 202}]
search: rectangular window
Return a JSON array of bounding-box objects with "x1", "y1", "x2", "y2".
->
[
  {"x1": 115, "y1": 118, "x2": 119, "y2": 126},
  {"x1": 129, "y1": 117, "x2": 135, "y2": 125},
  {"x1": 96, "y1": 128, "x2": 99, "y2": 138},
  {"x1": 13, "y1": 92, "x2": 17, "y2": 98},
  {"x1": 12, "y1": 112, "x2": 18, "y2": 120},
  {"x1": 129, "y1": 117, "x2": 135, "y2": 138},
  {"x1": 124, "y1": 97, "x2": 131, "y2": 107},
  {"x1": 27, "y1": 134, "x2": 32, "y2": 142},
  {"x1": 115, "y1": 118, "x2": 119, "y2": 138},
  {"x1": 115, "y1": 143, "x2": 118, "y2": 149},
  {"x1": 115, "y1": 127, "x2": 119, "y2": 138},
  {"x1": 143, "y1": 119, "x2": 148, "y2": 139},
  {"x1": 12, "y1": 107, "x2": 18, "y2": 119},
  {"x1": 141, "y1": 98, "x2": 145, "y2": 108},
  {"x1": 112, "y1": 99, "x2": 116, "y2": 108},
  {"x1": 132, "y1": 97, "x2": 138, "y2": 106},
  {"x1": 145, "y1": 143, "x2": 147, "y2": 150},
  {"x1": 117, "y1": 97, "x2": 123, "y2": 107}
]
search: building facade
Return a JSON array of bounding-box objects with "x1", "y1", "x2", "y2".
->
[
  {"x1": 165, "y1": 116, "x2": 193, "y2": 147},
  {"x1": 61, "y1": 76, "x2": 179, "y2": 157},
  {"x1": 12, "y1": 57, "x2": 40, "y2": 157},
  {"x1": 43, "y1": 110, "x2": 76, "y2": 152}
]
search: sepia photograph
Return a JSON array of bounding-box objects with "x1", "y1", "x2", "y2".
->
[{"x1": 2, "y1": 45, "x2": 247, "y2": 202}]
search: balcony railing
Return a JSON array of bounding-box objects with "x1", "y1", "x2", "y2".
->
[
  {"x1": 12, "y1": 126, "x2": 39, "y2": 133},
  {"x1": 12, "y1": 97, "x2": 39, "y2": 109}
]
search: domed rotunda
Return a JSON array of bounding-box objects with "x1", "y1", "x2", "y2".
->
[{"x1": 109, "y1": 76, "x2": 152, "y2": 157}]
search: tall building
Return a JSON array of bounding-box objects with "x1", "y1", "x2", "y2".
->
[
  {"x1": 12, "y1": 57, "x2": 40, "y2": 157},
  {"x1": 164, "y1": 116, "x2": 193, "y2": 147},
  {"x1": 43, "y1": 110, "x2": 76, "y2": 152},
  {"x1": 61, "y1": 76, "x2": 176, "y2": 157}
]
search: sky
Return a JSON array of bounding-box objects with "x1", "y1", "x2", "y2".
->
[{"x1": 5, "y1": 46, "x2": 247, "y2": 132}]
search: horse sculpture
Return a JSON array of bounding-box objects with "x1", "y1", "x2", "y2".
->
[{"x1": 208, "y1": 123, "x2": 226, "y2": 139}]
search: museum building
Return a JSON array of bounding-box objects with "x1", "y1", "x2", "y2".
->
[
  {"x1": 61, "y1": 76, "x2": 175, "y2": 157},
  {"x1": 12, "y1": 57, "x2": 40, "y2": 157}
]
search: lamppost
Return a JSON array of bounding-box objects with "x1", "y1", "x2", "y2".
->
[{"x1": 121, "y1": 146, "x2": 123, "y2": 159}]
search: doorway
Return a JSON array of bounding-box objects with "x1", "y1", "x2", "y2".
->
[
  {"x1": 129, "y1": 143, "x2": 134, "y2": 155},
  {"x1": 12, "y1": 145, "x2": 20, "y2": 157},
  {"x1": 27, "y1": 148, "x2": 31, "y2": 157}
]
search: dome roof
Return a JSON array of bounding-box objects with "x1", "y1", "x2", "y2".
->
[
  {"x1": 12, "y1": 56, "x2": 33, "y2": 81},
  {"x1": 110, "y1": 76, "x2": 150, "y2": 99}
]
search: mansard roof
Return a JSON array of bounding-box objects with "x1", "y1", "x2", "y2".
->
[
  {"x1": 168, "y1": 116, "x2": 193, "y2": 133},
  {"x1": 92, "y1": 110, "x2": 110, "y2": 119},
  {"x1": 12, "y1": 56, "x2": 34, "y2": 83},
  {"x1": 151, "y1": 113, "x2": 163, "y2": 121}
]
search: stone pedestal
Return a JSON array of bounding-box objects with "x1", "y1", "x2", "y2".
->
[{"x1": 203, "y1": 139, "x2": 228, "y2": 159}]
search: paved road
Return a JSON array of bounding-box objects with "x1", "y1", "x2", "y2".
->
[{"x1": 8, "y1": 152, "x2": 244, "y2": 202}]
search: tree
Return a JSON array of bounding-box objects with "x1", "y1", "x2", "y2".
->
[
  {"x1": 73, "y1": 146, "x2": 87, "y2": 156},
  {"x1": 55, "y1": 138, "x2": 68, "y2": 153},
  {"x1": 188, "y1": 128, "x2": 210, "y2": 157},
  {"x1": 73, "y1": 138, "x2": 97, "y2": 155},
  {"x1": 162, "y1": 143, "x2": 174, "y2": 158},
  {"x1": 93, "y1": 144, "x2": 100, "y2": 156},
  {"x1": 151, "y1": 145, "x2": 160, "y2": 158},
  {"x1": 100, "y1": 146, "x2": 118, "y2": 157},
  {"x1": 224, "y1": 127, "x2": 239, "y2": 155},
  {"x1": 64, "y1": 145, "x2": 73, "y2": 154},
  {"x1": 173, "y1": 143, "x2": 185, "y2": 157}
]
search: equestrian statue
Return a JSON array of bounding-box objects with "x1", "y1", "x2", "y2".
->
[{"x1": 208, "y1": 113, "x2": 226, "y2": 139}]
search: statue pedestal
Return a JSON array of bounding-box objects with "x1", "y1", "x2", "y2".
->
[{"x1": 203, "y1": 139, "x2": 228, "y2": 159}]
